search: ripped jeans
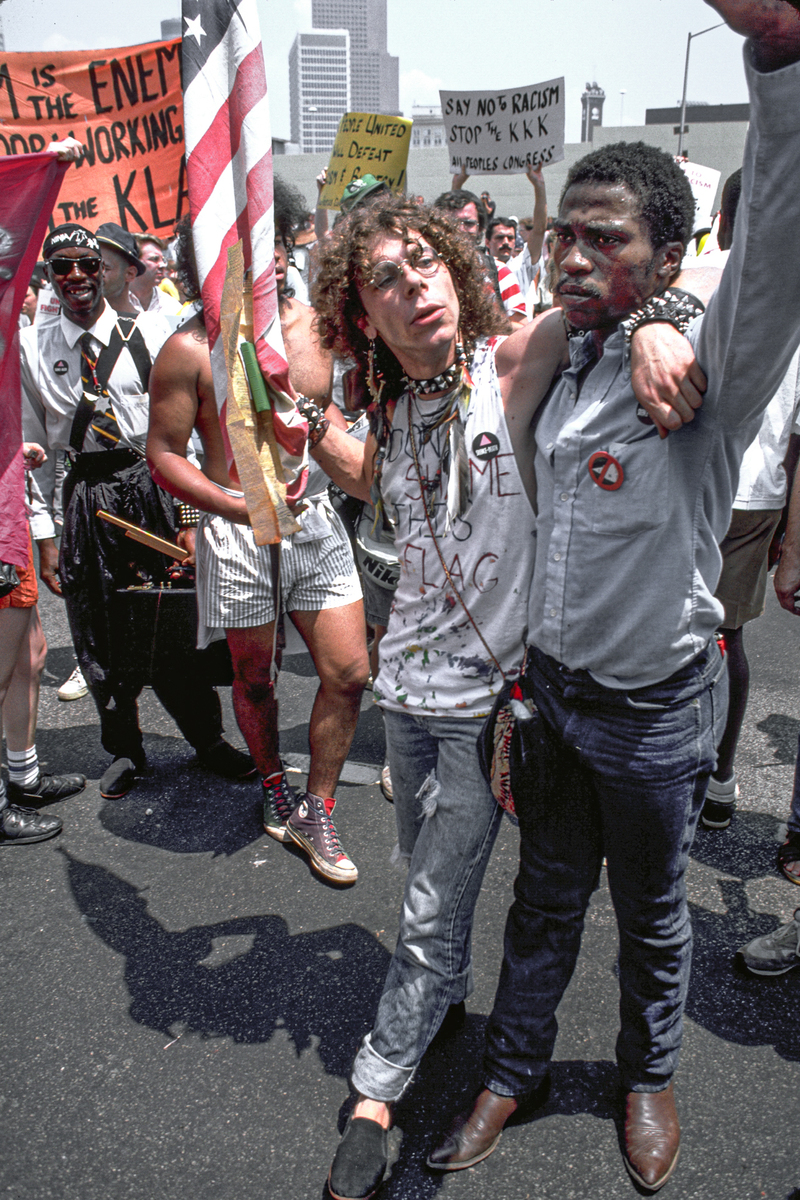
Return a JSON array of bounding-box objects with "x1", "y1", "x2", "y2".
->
[{"x1": 350, "y1": 709, "x2": 503, "y2": 1103}]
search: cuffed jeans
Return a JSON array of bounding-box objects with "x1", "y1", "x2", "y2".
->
[
  {"x1": 484, "y1": 641, "x2": 727, "y2": 1098},
  {"x1": 351, "y1": 709, "x2": 503, "y2": 1103}
]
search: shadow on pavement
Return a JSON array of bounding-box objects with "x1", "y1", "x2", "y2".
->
[
  {"x1": 97, "y1": 762, "x2": 264, "y2": 856},
  {"x1": 686, "y1": 811, "x2": 800, "y2": 1063},
  {"x1": 755, "y1": 712, "x2": 800, "y2": 766},
  {"x1": 63, "y1": 852, "x2": 390, "y2": 1076}
]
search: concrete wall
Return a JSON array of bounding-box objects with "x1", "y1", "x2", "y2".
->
[{"x1": 272, "y1": 121, "x2": 749, "y2": 224}]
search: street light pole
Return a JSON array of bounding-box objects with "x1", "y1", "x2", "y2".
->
[{"x1": 677, "y1": 21, "x2": 726, "y2": 158}]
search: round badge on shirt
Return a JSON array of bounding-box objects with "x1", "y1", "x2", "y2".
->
[
  {"x1": 472, "y1": 432, "x2": 500, "y2": 461},
  {"x1": 53, "y1": 359, "x2": 69, "y2": 375},
  {"x1": 588, "y1": 450, "x2": 624, "y2": 491}
]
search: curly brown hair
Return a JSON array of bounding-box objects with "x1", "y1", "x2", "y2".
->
[{"x1": 311, "y1": 195, "x2": 508, "y2": 400}]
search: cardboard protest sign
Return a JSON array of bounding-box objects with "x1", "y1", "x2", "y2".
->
[
  {"x1": 318, "y1": 111, "x2": 412, "y2": 210},
  {"x1": 0, "y1": 40, "x2": 185, "y2": 235},
  {"x1": 676, "y1": 159, "x2": 722, "y2": 231},
  {"x1": 439, "y1": 78, "x2": 565, "y2": 176}
]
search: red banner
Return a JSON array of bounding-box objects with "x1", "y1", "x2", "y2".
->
[
  {"x1": 0, "y1": 40, "x2": 186, "y2": 236},
  {"x1": 0, "y1": 153, "x2": 69, "y2": 567}
]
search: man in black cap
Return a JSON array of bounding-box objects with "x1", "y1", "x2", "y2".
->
[
  {"x1": 21, "y1": 222, "x2": 255, "y2": 798},
  {"x1": 95, "y1": 222, "x2": 146, "y2": 317}
]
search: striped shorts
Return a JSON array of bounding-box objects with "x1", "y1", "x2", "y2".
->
[{"x1": 196, "y1": 499, "x2": 361, "y2": 643}]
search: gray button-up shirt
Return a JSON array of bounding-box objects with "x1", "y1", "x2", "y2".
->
[{"x1": 528, "y1": 45, "x2": 800, "y2": 689}]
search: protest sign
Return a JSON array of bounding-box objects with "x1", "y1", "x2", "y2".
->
[
  {"x1": 439, "y1": 78, "x2": 565, "y2": 176},
  {"x1": 318, "y1": 111, "x2": 412, "y2": 209},
  {"x1": 0, "y1": 40, "x2": 185, "y2": 235},
  {"x1": 676, "y1": 159, "x2": 722, "y2": 231}
]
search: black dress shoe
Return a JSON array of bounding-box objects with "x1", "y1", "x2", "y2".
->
[
  {"x1": 198, "y1": 740, "x2": 257, "y2": 780},
  {"x1": 99, "y1": 757, "x2": 140, "y2": 799},
  {"x1": 328, "y1": 1115, "x2": 388, "y2": 1200},
  {"x1": 427, "y1": 1088, "x2": 520, "y2": 1171},
  {"x1": 622, "y1": 1082, "x2": 681, "y2": 1192},
  {"x1": 7, "y1": 772, "x2": 86, "y2": 805},
  {"x1": 0, "y1": 804, "x2": 62, "y2": 845}
]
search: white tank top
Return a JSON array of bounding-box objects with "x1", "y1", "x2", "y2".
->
[{"x1": 374, "y1": 339, "x2": 537, "y2": 718}]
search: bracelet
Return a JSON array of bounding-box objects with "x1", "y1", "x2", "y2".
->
[
  {"x1": 176, "y1": 503, "x2": 201, "y2": 528},
  {"x1": 621, "y1": 288, "x2": 705, "y2": 346},
  {"x1": 296, "y1": 395, "x2": 331, "y2": 449}
]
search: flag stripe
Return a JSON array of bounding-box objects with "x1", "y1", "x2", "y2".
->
[{"x1": 183, "y1": 0, "x2": 308, "y2": 512}]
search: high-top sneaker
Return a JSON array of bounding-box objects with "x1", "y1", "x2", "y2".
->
[
  {"x1": 262, "y1": 771, "x2": 298, "y2": 843},
  {"x1": 286, "y1": 792, "x2": 358, "y2": 884}
]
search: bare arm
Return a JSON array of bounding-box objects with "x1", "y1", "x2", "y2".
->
[
  {"x1": 309, "y1": 422, "x2": 375, "y2": 503},
  {"x1": 774, "y1": 449, "x2": 800, "y2": 612},
  {"x1": 522, "y1": 165, "x2": 547, "y2": 262},
  {"x1": 146, "y1": 329, "x2": 249, "y2": 524},
  {"x1": 314, "y1": 169, "x2": 331, "y2": 241}
]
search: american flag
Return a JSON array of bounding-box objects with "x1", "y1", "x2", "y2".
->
[{"x1": 182, "y1": 0, "x2": 307, "y2": 538}]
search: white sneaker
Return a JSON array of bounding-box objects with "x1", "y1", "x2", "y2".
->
[
  {"x1": 701, "y1": 771, "x2": 739, "y2": 829},
  {"x1": 379, "y1": 764, "x2": 393, "y2": 802},
  {"x1": 58, "y1": 666, "x2": 88, "y2": 701}
]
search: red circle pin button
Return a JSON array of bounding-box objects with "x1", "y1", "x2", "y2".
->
[{"x1": 588, "y1": 450, "x2": 624, "y2": 491}]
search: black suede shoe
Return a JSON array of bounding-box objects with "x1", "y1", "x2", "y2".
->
[
  {"x1": 198, "y1": 740, "x2": 257, "y2": 780},
  {"x1": 328, "y1": 1116, "x2": 388, "y2": 1200},
  {"x1": 99, "y1": 757, "x2": 140, "y2": 799},
  {"x1": 7, "y1": 772, "x2": 86, "y2": 805},
  {"x1": 0, "y1": 804, "x2": 62, "y2": 845}
]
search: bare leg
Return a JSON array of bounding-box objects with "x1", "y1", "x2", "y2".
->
[
  {"x1": 225, "y1": 624, "x2": 282, "y2": 778},
  {"x1": 0, "y1": 608, "x2": 34, "y2": 714},
  {"x1": 714, "y1": 625, "x2": 748, "y2": 781},
  {"x1": 3, "y1": 605, "x2": 47, "y2": 751},
  {"x1": 290, "y1": 600, "x2": 369, "y2": 798}
]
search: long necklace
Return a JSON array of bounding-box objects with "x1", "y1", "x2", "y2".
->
[{"x1": 407, "y1": 404, "x2": 504, "y2": 678}]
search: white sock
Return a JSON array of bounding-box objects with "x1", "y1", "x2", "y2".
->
[{"x1": 7, "y1": 746, "x2": 39, "y2": 787}]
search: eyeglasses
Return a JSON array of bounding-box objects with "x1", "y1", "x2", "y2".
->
[
  {"x1": 48, "y1": 255, "x2": 102, "y2": 277},
  {"x1": 367, "y1": 245, "x2": 442, "y2": 292}
]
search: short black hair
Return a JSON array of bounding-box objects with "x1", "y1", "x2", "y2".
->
[
  {"x1": 486, "y1": 216, "x2": 517, "y2": 240},
  {"x1": 561, "y1": 141, "x2": 695, "y2": 250},
  {"x1": 433, "y1": 188, "x2": 487, "y2": 233},
  {"x1": 174, "y1": 214, "x2": 200, "y2": 303},
  {"x1": 274, "y1": 176, "x2": 307, "y2": 251},
  {"x1": 720, "y1": 167, "x2": 743, "y2": 233}
]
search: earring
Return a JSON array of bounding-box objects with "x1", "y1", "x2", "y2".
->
[{"x1": 367, "y1": 337, "x2": 385, "y2": 405}]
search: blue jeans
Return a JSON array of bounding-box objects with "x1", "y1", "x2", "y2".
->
[
  {"x1": 351, "y1": 709, "x2": 503, "y2": 1103},
  {"x1": 484, "y1": 641, "x2": 727, "y2": 1097}
]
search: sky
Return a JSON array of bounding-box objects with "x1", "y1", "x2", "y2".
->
[{"x1": 1, "y1": 0, "x2": 751, "y2": 145}]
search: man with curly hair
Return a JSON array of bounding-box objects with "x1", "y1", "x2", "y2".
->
[
  {"x1": 304, "y1": 173, "x2": 704, "y2": 1195},
  {"x1": 147, "y1": 180, "x2": 369, "y2": 886}
]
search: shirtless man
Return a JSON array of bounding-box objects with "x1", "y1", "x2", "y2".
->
[{"x1": 146, "y1": 184, "x2": 369, "y2": 886}]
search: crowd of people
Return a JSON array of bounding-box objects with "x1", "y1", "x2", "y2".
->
[{"x1": 5, "y1": 2, "x2": 800, "y2": 1196}]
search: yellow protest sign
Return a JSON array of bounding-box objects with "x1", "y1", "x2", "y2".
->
[{"x1": 318, "y1": 111, "x2": 412, "y2": 210}]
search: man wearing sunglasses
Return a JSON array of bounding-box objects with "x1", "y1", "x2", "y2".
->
[{"x1": 21, "y1": 222, "x2": 255, "y2": 800}]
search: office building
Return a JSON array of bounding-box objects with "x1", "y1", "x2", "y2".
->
[
  {"x1": 289, "y1": 31, "x2": 350, "y2": 155},
  {"x1": 311, "y1": 0, "x2": 399, "y2": 115}
]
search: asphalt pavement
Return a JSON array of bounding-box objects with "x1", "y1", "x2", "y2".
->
[{"x1": 2, "y1": 581, "x2": 799, "y2": 1200}]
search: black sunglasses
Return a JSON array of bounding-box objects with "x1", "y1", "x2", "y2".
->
[{"x1": 48, "y1": 255, "x2": 102, "y2": 277}]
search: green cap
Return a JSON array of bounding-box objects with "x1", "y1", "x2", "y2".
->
[{"x1": 340, "y1": 174, "x2": 390, "y2": 213}]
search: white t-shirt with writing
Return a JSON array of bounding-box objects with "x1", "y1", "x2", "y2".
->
[{"x1": 374, "y1": 339, "x2": 536, "y2": 718}]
